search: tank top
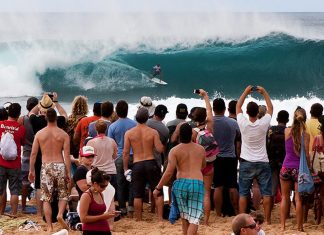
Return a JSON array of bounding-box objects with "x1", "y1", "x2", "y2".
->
[
  {"x1": 282, "y1": 136, "x2": 300, "y2": 169},
  {"x1": 82, "y1": 190, "x2": 110, "y2": 232}
]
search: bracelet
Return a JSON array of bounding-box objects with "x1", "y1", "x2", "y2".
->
[
  {"x1": 53, "y1": 100, "x2": 58, "y2": 103},
  {"x1": 155, "y1": 187, "x2": 162, "y2": 191}
]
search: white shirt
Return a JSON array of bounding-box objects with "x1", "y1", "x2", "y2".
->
[{"x1": 237, "y1": 113, "x2": 271, "y2": 162}]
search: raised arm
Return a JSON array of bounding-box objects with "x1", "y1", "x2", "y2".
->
[
  {"x1": 53, "y1": 92, "x2": 68, "y2": 120},
  {"x1": 199, "y1": 89, "x2": 213, "y2": 132},
  {"x1": 236, "y1": 85, "x2": 253, "y2": 115},
  {"x1": 257, "y1": 86, "x2": 273, "y2": 116}
]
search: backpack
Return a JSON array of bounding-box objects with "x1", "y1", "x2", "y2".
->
[
  {"x1": 0, "y1": 132, "x2": 17, "y2": 161},
  {"x1": 267, "y1": 125, "x2": 286, "y2": 169},
  {"x1": 194, "y1": 127, "x2": 220, "y2": 162}
]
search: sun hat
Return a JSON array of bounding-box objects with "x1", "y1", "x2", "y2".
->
[
  {"x1": 39, "y1": 94, "x2": 54, "y2": 111},
  {"x1": 79, "y1": 146, "x2": 95, "y2": 157},
  {"x1": 137, "y1": 96, "x2": 156, "y2": 117}
]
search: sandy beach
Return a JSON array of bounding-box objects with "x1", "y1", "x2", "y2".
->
[{"x1": 1, "y1": 202, "x2": 324, "y2": 235}]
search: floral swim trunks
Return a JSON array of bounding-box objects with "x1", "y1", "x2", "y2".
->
[
  {"x1": 40, "y1": 162, "x2": 69, "y2": 202},
  {"x1": 280, "y1": 167, "x2": 299, "y2": 183}
]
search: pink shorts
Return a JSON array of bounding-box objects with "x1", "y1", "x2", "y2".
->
[{"x1": 202, "y1": 162, "x2": 214, "y2": 175}]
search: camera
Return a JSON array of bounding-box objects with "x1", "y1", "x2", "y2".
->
[
  {"x1": 47, "y1": 92, "x2": 54, "y2": 101},
  {"x1": 251, "y1": 86, "x2": 258, "y2": 92},
  {"x1": 193, "y1": 89, "x2": 200, "y2": 94}
]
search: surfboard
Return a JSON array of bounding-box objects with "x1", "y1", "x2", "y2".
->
[{"x1": 151, "y1": 77, "x2": 167, "y2": 85}]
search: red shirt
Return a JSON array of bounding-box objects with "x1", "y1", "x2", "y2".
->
[
  {"x1": 0, "y1": 120, "x2": 25, "y2": 169},
  {"x1": 75, "y1": 116, "x2": 100, "y2": 148}
]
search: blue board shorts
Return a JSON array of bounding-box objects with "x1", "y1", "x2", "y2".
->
[{"x1": 172, "y1": 178, "x2": 204, "y2": 225}]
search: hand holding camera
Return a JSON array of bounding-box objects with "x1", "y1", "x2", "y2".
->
[{"x1": 193, "y1": 89, "x2": 207, "y2": 97}]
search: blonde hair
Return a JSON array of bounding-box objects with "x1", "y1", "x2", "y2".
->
[
  {"x1": 95, "y1": 119, "x2": 107, "y2": 134},
  {"x1": 291, "y1": 108, "x2": 306, "y2": 154},
  {"x1": 71, "y1": 96, "x2": 89, "y2": 117}
]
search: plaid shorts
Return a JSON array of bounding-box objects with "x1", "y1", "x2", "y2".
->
[{"x1": 172, "y1": 178, "x2": 204, "y2": 225}]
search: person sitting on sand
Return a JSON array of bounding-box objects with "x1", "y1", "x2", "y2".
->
[
  {"x1": 79, "y1": 167, "x2": 119, "y2": 235},
  {"x1": 123, "y1": 108, "x2": 165, "y2": 221},
  {"x1": 249, "y1": 211, "x2": 266, "y2": 235},
  {"x1": 153, "y1": 123, "x2": 206, "y2": 235},
  {"x1": 73, "y1": 146, "x2": 95, "y2": 199},
  {"x1": 29, "y1": 108, "x2": 71, "y2": 232},
  {"x1": 231, "y1": 213, "x2": 258, "y2": 235}
]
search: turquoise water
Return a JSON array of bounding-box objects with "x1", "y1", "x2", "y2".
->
[
  {"x1": 1, "y1": 12, "x2": 324, "y2": 106},
  {"x1": 39, "y1": 33, "x2": 324, "y2": 102}
]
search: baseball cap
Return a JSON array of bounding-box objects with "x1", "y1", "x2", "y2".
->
[
  {"x1": 3, "y1": 102, "x2": 12, "y2": 111},
  {"x1": 80, "y1": 146, "x2": 95, "y2": 157},
  {"x1": 176, "y1": 103, "x2": 188, "y2": 115},
  {"x1": 154, "y1": 104, "x2": 168, "y2": 118}
]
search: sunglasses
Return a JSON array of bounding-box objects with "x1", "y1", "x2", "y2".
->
[{"x1": 242, "y1": 222, "x2": 257, "y2": 230}]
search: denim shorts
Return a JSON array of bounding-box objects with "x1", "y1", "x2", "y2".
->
[
  {"x1": 239, "y1": 161, "x2": 272, "y2": 197},
  {"x1": 0, "y1": 166, "x2": 21, "y2": 195}
]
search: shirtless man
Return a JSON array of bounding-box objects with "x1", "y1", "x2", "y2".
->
[
  {"x1": 29, "y1": 108, "x2": 71, "y2": 232},
  {"x1": 153, "y1": 123, "x2": 206, "y2": 235},
  {"x1": 123, "y1": 108, "x2": 164, "y2": 221}
]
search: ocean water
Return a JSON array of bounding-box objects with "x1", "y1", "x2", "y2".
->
[{"x1": 1, "y1": 12, "x2": 324, "y2": 125}]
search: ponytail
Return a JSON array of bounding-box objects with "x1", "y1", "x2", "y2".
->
[{"x1": 291, "y1": 108, "x2": 306, "y2": 154}]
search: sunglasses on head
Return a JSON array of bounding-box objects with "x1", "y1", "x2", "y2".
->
[
  {"x1": 242, "y1": 222, "x2": 257, "y2": 230},
  {"x1": 98, "y1": 183, "x2": 108, "y2": 189}
]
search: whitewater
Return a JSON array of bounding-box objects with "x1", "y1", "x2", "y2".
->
[{"x1": 1, "y1": 12, "x2": 324, "y2": 125}]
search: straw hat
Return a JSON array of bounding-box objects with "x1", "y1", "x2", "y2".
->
[{"x1": 39, "y1": 94, "x2": 55, "y2": 112}]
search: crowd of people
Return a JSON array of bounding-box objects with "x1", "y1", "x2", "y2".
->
[{"x1": 0, "y1": 85, "x2": 324, "y2": 235}]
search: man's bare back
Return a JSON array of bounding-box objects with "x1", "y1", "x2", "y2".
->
[
  {"x1": 169, "y1": 142, "x2": 206, "y2": 181},
  {"x1": 124, "y1": 124, "x2": 163, "y2": 163},
  {"x1": 34, "y1": 126, "x2": 69, "y2": 163}
]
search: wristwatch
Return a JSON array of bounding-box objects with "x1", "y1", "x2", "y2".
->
[{"x1": 155, "y1": 187, "x2": 162, "y2": 191}]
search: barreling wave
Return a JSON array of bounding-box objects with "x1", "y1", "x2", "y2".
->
[{"x1": 36, "y1": 33, "x2": 324, "y2": 102}]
